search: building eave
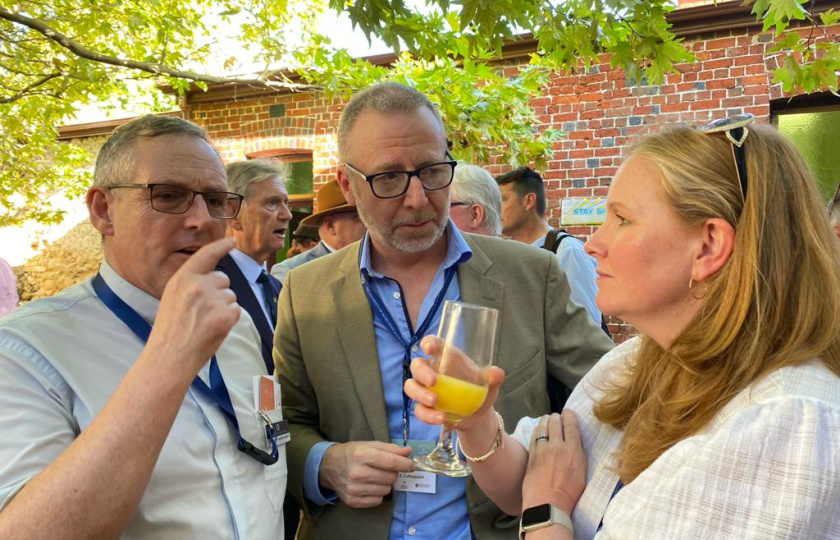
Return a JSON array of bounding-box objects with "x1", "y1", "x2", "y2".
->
[{"x1": 57, "y1": 110, "x2": 182, "y2": 140}]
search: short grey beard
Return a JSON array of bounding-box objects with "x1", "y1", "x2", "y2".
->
[{"x1": 352, "y1": 183, "x2": 448, "y2": 255}]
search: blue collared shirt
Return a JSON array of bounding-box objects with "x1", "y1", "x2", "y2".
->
[
  {"x1": 532, "y1": 233, "x2": 602, "y2": 326},
  {"x1": 303, "y1": 222, "x2": 474, "y2": 540}
]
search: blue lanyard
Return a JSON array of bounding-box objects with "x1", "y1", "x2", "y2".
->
[
  {"x1": 360, "y1": 262, "x2": 457, "y2": 445},
  {"x1": 91, "y1": 274, "x2": 279, "y2": 466},
  {"x1": 596, "y1": 479, "x2": 624, "y2": 532}
]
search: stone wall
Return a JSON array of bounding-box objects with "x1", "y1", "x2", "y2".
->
[
  {"x1": 4, "y1": 133, "x2": 107, "y2": 303},
  {"x1": 14, "y1": 220, "x2": 103, "y2": 302}
]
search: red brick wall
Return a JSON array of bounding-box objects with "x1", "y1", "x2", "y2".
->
[
  {"x1": 190, "y1": 93, "x2": 344, "y2": 188},
  {"x1": 186, "y1": 22, "x2": 840, "y2": 343}
]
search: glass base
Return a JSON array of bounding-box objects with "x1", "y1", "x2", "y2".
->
[{"x1": 413, "y1": 447, "x2": 472, "y2": 478}]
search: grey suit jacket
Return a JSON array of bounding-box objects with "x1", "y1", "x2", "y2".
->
[
  {"x1": 270, "y1": 241, "x2": 331, "y2": 285},
  {"x1": 274, "y1": 233, "x2": 614, "y2": 540}
]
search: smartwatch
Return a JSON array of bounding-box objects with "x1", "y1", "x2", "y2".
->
[{"x1": 519, "y1": 504, "x2": 574, "y2": 539}]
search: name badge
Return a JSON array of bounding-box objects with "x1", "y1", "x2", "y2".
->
[
  {"x1": 259, "y1": 410, "x2": 290, "y2": 447},
  {"x1": 254, "y1": 376, "x2": 290, "y2": 447},
  {"x1": 394, "y1": 471, "x2": 437, "y2": 494}
]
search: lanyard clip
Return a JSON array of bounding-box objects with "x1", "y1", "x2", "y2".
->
[{"x1": 237, "y1": 437, "x2": 279, "y2": 466}]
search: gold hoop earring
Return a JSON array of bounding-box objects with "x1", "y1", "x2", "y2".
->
[{"x1": 689, "y1": 277, "x2": 707, "y2": 300}]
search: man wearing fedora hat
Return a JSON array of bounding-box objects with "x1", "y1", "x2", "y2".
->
[
  {"x1": 271, "y1": 180, "x2": 366, "y2": 284},
  {"x1": 287, "y1": 223, "x2": 321, "y2": 257}
]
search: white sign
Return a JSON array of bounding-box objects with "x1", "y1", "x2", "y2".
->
[{"x1": 560, "y1": 197, "x2": 606, "y2": 226}]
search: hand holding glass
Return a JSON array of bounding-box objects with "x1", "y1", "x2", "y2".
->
[{"x1": 413, "y1": 301, "x2": 499, "y2": 477}]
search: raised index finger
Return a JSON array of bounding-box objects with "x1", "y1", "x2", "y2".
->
[{"x1": 181, "y1": 238, "x2": 236, "y2": 275}]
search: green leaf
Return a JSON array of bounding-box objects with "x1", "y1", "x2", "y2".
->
[
  {"x1": 0, "y1": 0, "x2": 837, "y2": 225},
  {"x1": 757, "y1": 0, "x2": 809, "y2": 34},
  {"x1": 820, "y1": 8, "x2": 840, "y2": 26}
]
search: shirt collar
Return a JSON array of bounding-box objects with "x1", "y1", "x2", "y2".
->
[
  {"x1": 359, "y1": 219, "x2": 472, "y2": 279},
  {"x1": 229, "y1": 248, "x2": 266, "y2": 284},
  {"x1": 98, "y1": 259, "x2": 160, "y2": 325}
]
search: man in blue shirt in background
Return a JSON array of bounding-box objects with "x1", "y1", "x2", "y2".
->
[{"x1": 496, "y1": 167, "x2": 603, "y2": 329}]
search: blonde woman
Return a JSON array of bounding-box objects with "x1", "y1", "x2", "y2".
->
[{"x1": 406, "y1": 116, "x2": 840, "y2": 539}]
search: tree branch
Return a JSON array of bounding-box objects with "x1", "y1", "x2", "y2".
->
[
  {"x1": 0, "y1": 7, "x2": 321, "y2": 92},
  {"x1": 0, "y1": 72, "x2": 62, "y2": 104}
]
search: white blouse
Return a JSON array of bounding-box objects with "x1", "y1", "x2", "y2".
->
[{"x1": 512, "y1": 337, "x2": 840, "y2": 540}]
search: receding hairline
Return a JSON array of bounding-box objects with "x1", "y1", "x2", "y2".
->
[
  {"x1": 337, "y1": 83, "x2": 446, "y2": 162},
  {"x1": 93, "y1": 114, "x2": 218, "y2": 187}
]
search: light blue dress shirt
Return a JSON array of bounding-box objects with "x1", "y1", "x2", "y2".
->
[
  {"x1": 0, "y1": 261, "x2": 286, "y2": 539},
  {"x1": 303, "y1": 222, "x2": 475, "y2": 540},
  {"x1": 532, "y1": 232, "x2": 602, "y2": 326}
]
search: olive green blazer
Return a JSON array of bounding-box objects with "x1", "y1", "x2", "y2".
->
[{"x1": 274, "y1": 232, "x2": 614, "y2": 540}]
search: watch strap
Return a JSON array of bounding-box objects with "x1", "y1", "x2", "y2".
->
[{"x1": 519, "y1": 504, "x2": 574, "y2": 539}]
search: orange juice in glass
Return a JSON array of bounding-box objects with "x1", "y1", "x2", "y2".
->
[{"x1": 414, "y1": 301, "x2": 499, "y2": 477}]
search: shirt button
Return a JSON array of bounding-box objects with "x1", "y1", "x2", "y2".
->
[
  {"x1": 407, "y1": 526, "x2": 417, "y2": 536},
  {"x1": 393, "y1": 292, "x2": 401, "y2": 299},
  {"x1": 411, "y1": 345, "x2": 418, "y2": 353}
]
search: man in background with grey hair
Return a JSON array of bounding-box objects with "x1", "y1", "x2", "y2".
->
[
  {"x1": 221, "y1": 159, "x2": 292, "y2": 373},
  {"x1": 449, "y1": 163, "x2": 503, "y2": 237},
  {"x1": 221, "y1": 158, "x2": 299, "y2": 539},
  {"x1": 0, "y1": 115, "x2": 287, "y2": 539}
]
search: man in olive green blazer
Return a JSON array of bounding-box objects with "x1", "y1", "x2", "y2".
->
[
  {"x1": 275, "y1": 231, "x2": 613, "y2": 539},
  {"x1": 274, "y1": 82, "x2": 613, "y2": 540}
]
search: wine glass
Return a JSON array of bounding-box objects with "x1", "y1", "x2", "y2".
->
[{"x1": 413, "y1": 300, "x2": 499, "y2": 477}]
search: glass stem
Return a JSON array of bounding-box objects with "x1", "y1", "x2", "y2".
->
[{"x1": 439, "y1": 424, "x2": 455, "y2": 454}]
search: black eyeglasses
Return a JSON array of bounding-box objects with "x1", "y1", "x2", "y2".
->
[
  {"x1": 450, "y1": 201, "x2": 469, "y2": 208},
  {"x1": 343, "y1": 159, "x2": 457, "y2": 199},
  {"x1": 107, "y1": 183, "x2": 244, "y2": 219},
  {"x1": 697, "y1": 113, "x2": 754, "y2": 202}
]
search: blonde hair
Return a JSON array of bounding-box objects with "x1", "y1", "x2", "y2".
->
[{"x1": 594, "y1": 123, "x2": 840, "y2": 483}]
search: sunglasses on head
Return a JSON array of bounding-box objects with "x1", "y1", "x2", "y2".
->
[
  {"x1": 696, "y1": 113, "x2": 755, "y2": 203},
  {"x1": 829, "y1": 182, "x2": 840, "y2": 213}
]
